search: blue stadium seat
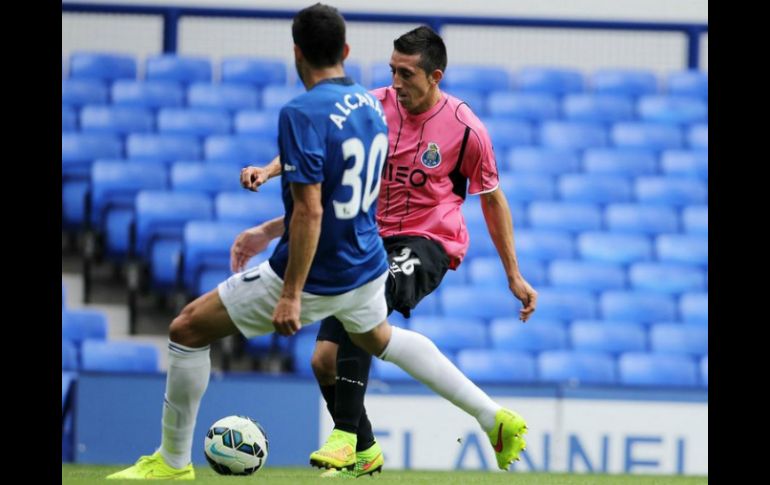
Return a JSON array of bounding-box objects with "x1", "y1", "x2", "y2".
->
[
  {"x1": 439, "y1": 262, "x2": 468, "y2": 287},
  {"x1": 372, "y1": 359, "x2": 415, "y2": 382},
  {"x1": 498, "y1": 173, "x2": 555, "y2": 202},
  {"x1": 157, "y1": 108, "x2": 231, "y2": 136},
  {"x1": 145, "y1": 55, "x2": 211, "y2": 85},
  {"x1": 531, "y1": 288, "x2": 597, "y2": 320},
  {"x1": 62, "y1": 79, "x2": 108, "y2": 107},
  {"x1": 181, "y1": 220, "x2": 255, "y2": 294},
  {"x1": 687, "y1": 123, "x2": 708, "y2": 149},
  {"x1": 408, "y1": 290, "x2": 443, "y2": 318},
  {"x1": 557, "y1": 174, "x2": 633, "y2": 203},
  {"x1": 590, "y1": 69, "x2": 658, "y2": 97},
  {"x1": 90, "y1": 160, "x2": 168, "y2": 230},
  {"x1": 634, "y1": 177, "x2": 707, "y2": 206},
  {"x1": 62, "y1": 340, "x2": 79, "y2": 371},
  {"x1": 457, "y1": 350, "x2": 537, "y2": 383},
  {"x1": 480, "y1": 118, "x2": 534, "y2": 151},
  {"x1": 682, "y1": 205, "x2": 708, "y2": 234},
  {"x1": 604, "y1": 204, "x2": 679, "y2": 234},
  {"x1": 62, "y1": 309, "x2": 108, "y2": 347},
  {"x1": 618, "y1": 352, "x2": 698, "y2": 387},
  {"x1": 513, "y1": 229, "x2": 574, "y2": 261},
  {"x1": 570, "y1": 322, "x2": 646, "y2": 354},
  {"x1": 562, "y1": 94, "x2": 635, "y2": 123},
  {"x1": 244, "y1": 330, "x2": 290, "y2": 357},
  {"x1": 666, "y1": 71, "x2": 708, "y2": 99},
  {"x1": 126, "y1": 134, "x2": 201, "y2": 164},
  {"x1": 489, "y1": 319, "x2": 568, "y2": 352},
  {"x1": 344, "y1": 62, "x2": 363, "y2": 85},
  {"x1": 443, "y1": 89, "x2": 487, "y2": 117},
  {"x1": 69, "y1": 52, "x2": 137, "y2": 81},
  {"x1": 660, "y1": 150, "x2": 707, "y2": 180},
  {"x1": 513, "y1": 67, "x2": 584, "y2": 95},
  {"x1": 655, "y1": 234, "x2": 708, "y2": 265},
  {"x1": 467, "y1": 257, "x2": 547, "y2": 288},
  {"x1": 440, "y1": 287, "x2": 519, "y2": 320},
  {"x1": 409, "y1": 317, "x2": 488, "y2": 355},
  {"x1": 62, "y1": 105, "x2": 77, "y2": 131},
  {"x1": 528, "y1": 202, "x2": 602, "y2": 232},
  {"x1": 62, "y1": 371, "x2": 76, "y2": 410},
  {"x1": 111, "y1": 80, "x2": 185, "y2": 109},
  {"x1": 576, "y1": 232, "x2": 653, "y2": 264},
  {"x1": 582, "y1": 148, "x2": 657, "y2": 177},
  {"x1": 134, "y1": 191, "x2": 214, "y2": 260},
  {"x1": 700, "y1": 355, "x2": 708, "y2": 387},
  {"x1": 62, "y1": 133, "x2": 123, "y2": 179},
  {"x1": 539, "y1": 121, "x2": 608, "y2": 149},
  {"x1": 443, "y1": 65, "x2": 510, "y2": 94},
  {"x1": 81, "y1": 340, "x2": 159, "y2": 373},
  {"x1": 214, "y1": 191, "x2": 285, "y2": 225},
  {"x1": 611, "y1": 122, "x2": 683, "y2": 150},
  {"x1": 600, "y1": 291, "x2": 676, "y2": 323},
  {"x1": 538, "y1": 351, "x2": 616, "y2": 385},
  {"x1": 369, "y1": 63, "x2": 392, "y2": 89},
  {"x1": 486, "y1": 92, "x2": 559, "y2": 121},
  {"x1": 204, "y1": 135, "x2": 278, "y2": 166},
  {"x1": 221, "y1": 57, "x2": 287, "y2": 88},
  {"x1": 680, "y1": 292, "x2": 708, "y2": 325},
  {"x1": 290, "y1": 327, "x2": 320, "y2": 377},
  {"x1": 649, "y1": 323, "x2": 708, "y2": 357},
  {"x1": 79, "y1": 105, "x2": 154, "y2": 135},
  {"x1": 261, "y1": 86, "x2": 306, "y2": 110},
  {"x1": 637, "y1": 95, "x2": 708, "y2": 125},
  {"x1": 504, "y1": 147, "x2": 580, "y2": 174},
  {"x1": 187, "y1": 83, "x2": 260, "y2": 112},
  {"x1": 170, "y1": 162, "x2": 242, "y2": 195},
  {"x1": 234, "y1": 109, "x2": 280, "y2": 139},
  {"x1": 629, "y1": 262, "x2": 706, "y2": 294},
  {"x1": 548, "y1": 260, "x2": 626, "y2": 291}
]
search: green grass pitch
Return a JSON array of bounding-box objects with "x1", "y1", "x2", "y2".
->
[{"x1": 62, "y1": 464, "x2": 707, "y2": 484}]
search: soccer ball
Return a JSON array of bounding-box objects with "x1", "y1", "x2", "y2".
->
[{"x1": 203, "y1": 415, "x2": 269, "y2": 475}]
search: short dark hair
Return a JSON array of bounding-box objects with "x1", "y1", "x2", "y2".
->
[
  {"x1": 292, "y1": 3, "x2": 346, "y2": 68},
  {"x1": 393, "y1": 26, "x2": 447, "y2": 74}
]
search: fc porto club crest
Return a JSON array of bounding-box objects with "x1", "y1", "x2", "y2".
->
[{"x1": 421, "y1": 142, "x2": 442, "y2": 168}]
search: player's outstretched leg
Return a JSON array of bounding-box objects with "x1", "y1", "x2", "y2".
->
[{"x1": 486, "y1": 408, "x2": 528, "y2": 470}]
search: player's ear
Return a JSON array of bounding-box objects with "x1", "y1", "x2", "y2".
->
[
  {"x1": 293, "y1": 44, "x2": 303, "y2": 61},
  {"x1": 342, "y1": 43, "x2": 350, "y2": 61},
  {"x1": 430, "y1": 69, "x2": 443, "y2": 85}
]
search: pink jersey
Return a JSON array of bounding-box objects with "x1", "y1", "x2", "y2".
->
[{"x1": 371, "y1": 87, "x2": 500, "y2": 269}]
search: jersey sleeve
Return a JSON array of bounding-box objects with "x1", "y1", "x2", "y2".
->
[
  {"x1": 459, "y1": 111, "x2": 500, "y2": 195},
  {"x1": 278, "y1": 106, "x2": 325, "y2": 184}
]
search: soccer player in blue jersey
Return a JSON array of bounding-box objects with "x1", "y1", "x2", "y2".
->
[{"x1": 107, "y1": 4, "x2": 525, "y2": 480}]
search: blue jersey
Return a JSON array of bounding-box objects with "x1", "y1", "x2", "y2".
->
[{"x1": 268, "y1": 77, "x2": 389, "y2": 295}]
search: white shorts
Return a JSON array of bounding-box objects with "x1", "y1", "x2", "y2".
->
[{"x1": 218, "y1": 261, "x2": 389, "y2": 338}]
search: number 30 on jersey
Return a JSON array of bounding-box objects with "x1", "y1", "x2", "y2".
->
[{"x1": 333, "y1": 133, "x2": 388, "y2": 220}]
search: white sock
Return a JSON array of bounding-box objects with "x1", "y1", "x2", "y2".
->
[
  {"x1": 379, "y1": 326, "x2": 500, "y2": 431},
  {"x1": 159, "y1": 341, "x2": 211, "y2": 469}
]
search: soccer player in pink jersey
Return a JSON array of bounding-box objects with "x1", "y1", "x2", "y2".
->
[{"x1": 235, "y1": 26, "x2": 537, "y2": 476}]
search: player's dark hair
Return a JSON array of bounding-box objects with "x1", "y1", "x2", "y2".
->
[
  {"x1": 292, "y1": 3, "x2": 346, "y2": 68},
  {"x1": 393, "y1": 25, "x2": 448, "y2": 74}
]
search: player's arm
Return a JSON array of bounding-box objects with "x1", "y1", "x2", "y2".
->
[
  {"x1": 272, "y1": 182, "x2": 323, "y2": 336},
  {"x1": 240, "y1": 155, "x2": 282, "y2": 191},
  {"x1": 230, "y1": 216, "x2": 286, "y2": 272},
  {"x1": 480, "y1": 187, "x2": 537, "y2": 322}
]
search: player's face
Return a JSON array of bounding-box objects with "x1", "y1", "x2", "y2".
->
[{"x1": 390, "y1": 50, "x2": 440, "y2": 114}]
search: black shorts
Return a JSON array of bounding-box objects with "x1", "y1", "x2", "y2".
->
[{"x1": 316, "y1": 235, "x2": 450, "y2": 343}]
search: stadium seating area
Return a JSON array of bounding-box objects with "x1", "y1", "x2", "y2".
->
[{"x1": 63, "y1": 53, "x2": 707, "y2": 389}]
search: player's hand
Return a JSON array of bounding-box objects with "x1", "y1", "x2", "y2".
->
[
  {"x1": 509, "y1": 274, "x2": 537, "y2": 322},
  {"x1": 272, "y1": 296, "x2": 301, "y2": 336},
  {"x1": 240, "y1": 166, "x2": 270, "y2": 192},
  {"x1": 230, "y1": 227, "x2": 272, "y2": 273}
]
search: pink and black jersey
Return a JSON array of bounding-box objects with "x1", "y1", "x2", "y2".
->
[{"x1": 371, "y1": 87, "x2": 499, "y2": 269}]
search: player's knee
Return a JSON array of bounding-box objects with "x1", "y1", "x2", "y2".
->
[
  {"x1": 169, "y1": 303, "x2": 207, "y2": 348},
  {"x1": 311, "y1": 347, "x2": 337, "y2": 385}
]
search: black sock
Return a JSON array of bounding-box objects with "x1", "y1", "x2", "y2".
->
[
  {"x1": 334, "y1": 332, "x2": 375, "y2": 451},
  {"x1": 319, "y1": 383, "x2": 336, "y2": 420}
]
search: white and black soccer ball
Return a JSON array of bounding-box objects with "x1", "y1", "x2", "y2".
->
[{"x1": 203, "y1": 415, "x2": 268, "y2": 475}]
